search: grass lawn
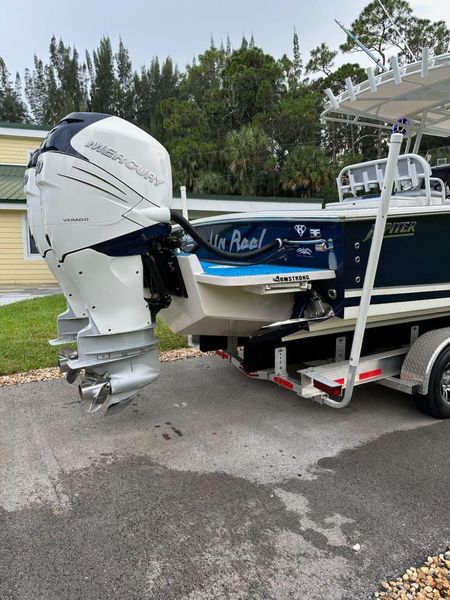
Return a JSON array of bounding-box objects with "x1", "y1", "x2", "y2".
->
[{"x1": 0, "y1": 294, "x2": 188, "y2": 376}]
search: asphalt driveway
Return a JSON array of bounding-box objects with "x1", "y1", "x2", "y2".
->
[
  {"x1": 0, "y1": 355, "x2": 449, "y2": 599},
  {"x1": 0, "y1": 284, "x2": 60, "y2": 306}
]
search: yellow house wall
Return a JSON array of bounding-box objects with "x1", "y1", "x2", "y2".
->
[
  {"x1": 0, "y1": 132, "x2": 56, "y2": 285},
  {"x1": 0, "y1": 210, "x2": 55, "y2": 285},
  {"x1": 0, "y1": 135, "x2": 43, "y2": 165}
]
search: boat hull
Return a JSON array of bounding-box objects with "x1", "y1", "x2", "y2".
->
[{"x1": 159, "y1": 208, "x2": 450, "y2": 337}]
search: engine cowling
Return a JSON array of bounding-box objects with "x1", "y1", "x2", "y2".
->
[{"x1": 27, "y1": 112, "x2": 176, "y2": 413}]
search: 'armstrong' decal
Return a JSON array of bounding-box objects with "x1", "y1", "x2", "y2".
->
[
  {"x1": 363, "y1": 220, "x2": 416, "y2": 242},
  {"x1": 84, "y1": 139, "x2": 164, "y2": 187},
  {"x1": 273, "y1": 274, "x2": 310, "y2": 283}
]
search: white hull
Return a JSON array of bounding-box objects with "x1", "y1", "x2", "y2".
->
[{"x1": 159, "y1": 252, "x2": 450, "y2": 337}]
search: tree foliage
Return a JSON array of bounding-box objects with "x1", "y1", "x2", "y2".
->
[
  {"x1": 306, "y1": 43, "x2": 337, "y2": 77},
  {"x1": 87, "y1": 36, "x2": 116, "y2": 114},
  {"x1": 224, "y1": 125, "x2": 272, "y2": 195},
  {"x1": 3, "y1": 0, "x2": 448, "y2": 197},
  {"x1": 0, "y1": 58, "x2": 28, "y2": 122},
  {"x1": 340, "y1": 0, "x2": 450, "y2": 66},
  {"x1": 25, "y1": 36, "x2": 87, "y2": 124},
  {"x1": 281, "y1": 145, "x2": 330, "y2": 196}
]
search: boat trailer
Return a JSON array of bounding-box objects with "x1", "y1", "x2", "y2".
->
[
  {"x1": 210, "y1": 133, "x2": 450, "y2": 419},
  {"x1": 214, "y1": 324, "x2": 450, "y2": 418}
]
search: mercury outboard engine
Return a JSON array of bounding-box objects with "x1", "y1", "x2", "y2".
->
[
  {"x1": 26, "y1": 112, "x2": 287, "y2": 413},
  {"x1": 28, "y1": 112, "x2": 174, "y2": 413}
]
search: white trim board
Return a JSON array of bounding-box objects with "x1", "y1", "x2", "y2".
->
[
  {"x1": 0, "y1": 127, "x2": 48, "y2": 139},
  {"x1": 346, "y1": 283, "x2": 450, "y2": 298},
  {"x1": 0, "y1": 203, "x2": 26, "y2": 210}
]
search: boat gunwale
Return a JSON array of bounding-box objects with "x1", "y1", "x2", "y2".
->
[{"x1": 185, "y1": 203, "x2": 450, "y2": 225}]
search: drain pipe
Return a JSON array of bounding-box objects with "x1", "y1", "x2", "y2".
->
[{"x1": 324, "y1": 132, "x2": 404, "y2": 408}]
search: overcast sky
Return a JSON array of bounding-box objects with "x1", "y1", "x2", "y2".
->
[{"x1": 1, "y1": 0, "x2": 449, "y2": 78}]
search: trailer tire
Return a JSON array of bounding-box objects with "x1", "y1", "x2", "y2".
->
[{"x1": 415, "y1": 346, "x2": 450, "y2": 419}]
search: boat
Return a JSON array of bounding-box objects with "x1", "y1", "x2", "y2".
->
[
  {"x1": 25, "y1": 49, "x2": 450, "y2": 412},
  {"x1": 161, "y1": 50, "x2": 450, "y2": 342}
]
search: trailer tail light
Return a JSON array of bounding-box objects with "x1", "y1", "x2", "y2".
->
[{"x1": 313, "y1": 376, "x2": 342, "y2": 397}]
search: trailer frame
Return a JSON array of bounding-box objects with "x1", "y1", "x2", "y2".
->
[{"x1": 214, "y1": 323, "x2": 450, "y2": 417}]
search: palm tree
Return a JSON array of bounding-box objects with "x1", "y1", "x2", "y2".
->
[
  {"x1": 194, "y1": 171, "x2": 231, "y2": 194},
  {"x1": 224, "y1": 125, "x2": 271, "y2": 195},
  {"x1": 281, "y1": 145, "x2": 330, "y2": 197}
]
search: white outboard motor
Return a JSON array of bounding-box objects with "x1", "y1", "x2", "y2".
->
[{"x1": 29, "y1": 113, "x2": 173, "y2": 413}]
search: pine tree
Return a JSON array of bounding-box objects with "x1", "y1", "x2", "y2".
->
[
  {"x1": 25, "y1": 57, "x2": 47, "y2": 123},
  {"x1": 115, "y1": 39, "x2": 135, "y2": 121},
  {"x1": 134, "y1": 54, "x2": 178, "y2": 141},
  {"x1": 50, "y1": 36, "x2": 87, "y2": 115},
  {"x1": 226, "y1": 35, "x2": 232, "y2": 56},
  {"x1": 89, "y1": 36, "x2": 117, "y2": 114},
  {"x1": 25, "y1": 37, "x2": 87, "y2": 124},
  {"x1": 153, "y1": 57, "x2": 178, "y2": 140},
  {"x1": 293, "y1": 28, "x2": 303, "y2": 81},
  {"x1": 305, "y1": 43, "x2": 337, "y2": 77},
  {"x1": 0, "y1": 58, "x2": 28, "y2": 122}
]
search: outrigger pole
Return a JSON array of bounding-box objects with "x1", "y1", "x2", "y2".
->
[
  {"x1": 335, "y1": 19, "x2": 388, "y2": 73},
  {"x1": 375, "y1": 0, "x2": 416, "y2": 62}
]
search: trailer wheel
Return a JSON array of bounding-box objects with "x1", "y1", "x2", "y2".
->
[{"x1": 416, "y1": 347, "x2": 450, "y2": 419}]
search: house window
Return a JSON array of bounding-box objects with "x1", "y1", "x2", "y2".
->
[{"x1": 22, "y1": 214, "x2": 42, "y2": 260}]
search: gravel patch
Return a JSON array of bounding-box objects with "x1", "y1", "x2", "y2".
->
[
  {"x1": 0, "y1": 348, "x2": 208, "y2": 387},
  {"x1": 375, "y1": 548, "x2": 450, "y2": 598}
]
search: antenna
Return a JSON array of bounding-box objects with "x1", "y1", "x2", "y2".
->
[
  {"x1": 335, "y1": 19, "x2": 388, "y2": 72},
  {"x1": 376, "y1": 0, "x2": 416, "y2": 61}
]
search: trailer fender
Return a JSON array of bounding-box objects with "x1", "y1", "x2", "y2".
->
[{"x1": 401, "y1": 327, "x2": 450, "y2": 395}]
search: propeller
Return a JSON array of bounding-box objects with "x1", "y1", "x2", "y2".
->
[{"x1": 78, "y1": 375, "x2": 111, "y2": 413}]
